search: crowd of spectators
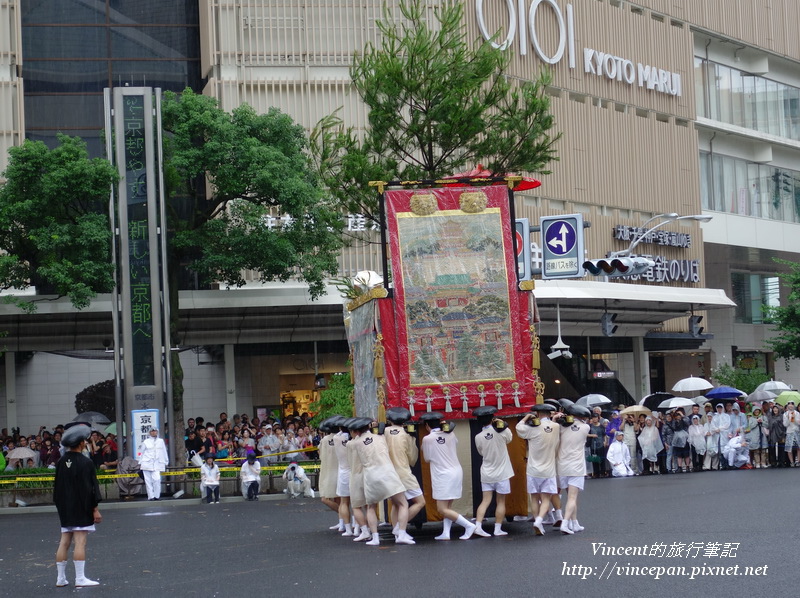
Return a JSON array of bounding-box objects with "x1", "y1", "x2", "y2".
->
[
  {"x1": 1, "y1": 411, "x2": 322, "y2": 473},
  {"x1": 584, "y1": 398, "x2": 797, "y2": 477},
  {"x1": 1, "y1": 425, "x2": 119, "y2": 471},
  {"x1": 183, "y1": 411, "x2": 320, "y2": 465}
]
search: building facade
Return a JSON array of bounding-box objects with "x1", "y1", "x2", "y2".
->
[{"x1": 1, "y1": 0, "x2": 798, "y2": 435}]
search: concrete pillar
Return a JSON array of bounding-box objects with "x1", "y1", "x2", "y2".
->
[
  {"x1": 632, "y1": 336, "x2": 650, "y2": 399},
  {"x1": 5, "y1": 351, "x2": 16, "y2": 431},
  {"x1": 224, "y1": 344, "x2": 237, "y2": 417}
]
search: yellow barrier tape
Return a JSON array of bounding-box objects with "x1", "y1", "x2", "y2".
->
[{"x1": 1, "y1": 461, "x2": 320, "y2": 485}]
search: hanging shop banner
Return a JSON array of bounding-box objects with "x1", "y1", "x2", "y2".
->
[{"x1": 382, "y1": 185, "x2": 534, "y2": 418}]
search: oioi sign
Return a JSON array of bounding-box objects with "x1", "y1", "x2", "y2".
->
[{"x1": 475, "y1": 0, "x2": 682, "y2": 97}]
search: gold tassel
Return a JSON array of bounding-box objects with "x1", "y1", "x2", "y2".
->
[
  {"x1": 531, "y1": 329, "x2": 541, "y2": 370},
  {"x1": 373, "y1": 334, "x2": 385, "y2": 380}
]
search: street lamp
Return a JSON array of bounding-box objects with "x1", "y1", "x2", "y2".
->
[{"x1": 609, "y1": 213, "x2": 712, "y2": 258}]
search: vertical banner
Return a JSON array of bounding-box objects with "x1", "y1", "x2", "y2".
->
[
  {"x1": 111, "y1": 87, "x2": 165, "y2": 413},
  {"x1": 131, "y1": 409, "x2": 160, "y2": 461},
  {"x1": 382, "y1": 185, "x2": 534, "y2": 418}
]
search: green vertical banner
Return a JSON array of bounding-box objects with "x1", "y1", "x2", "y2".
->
[{"x1": 111, "y1": 87, "x2": 164, "y2": 411}]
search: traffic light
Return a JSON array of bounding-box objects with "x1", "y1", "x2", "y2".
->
[
  {"x1": 689, "y1": 315, "x2": 704, "y2": 337},
  {"x1": 582, "y1": 257, "x2": 655, "y2": 277},
  {"x1": 601, "y1": 313, "x2": 618, "y2": 337}
]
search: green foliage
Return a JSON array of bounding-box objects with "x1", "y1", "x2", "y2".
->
[
  {"x1": 312, "y1": 0, "x2": 559, "y2": 225},
  {"x1": 765, "y1": 259, "x2": 800, "y2": 362},
  {"x1": 161, "y1": 89, "x2": 344, "y2": 299},
  {"x1": 710, "y1": 362, "x2": 771, "y2": 395},
  {"x1": 75, "y1": 379, "x2": 116, "y2": 420},
  {"x1": 0, "y1": 135, "x2": 118, "y2": 311},
  {"x1": 309, "y1": 372, "x2": 354, "y2": 427}
]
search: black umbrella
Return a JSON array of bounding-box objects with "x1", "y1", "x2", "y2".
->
[{"x1": 638, "y1": 392, "x2": 675, "y2": 411}]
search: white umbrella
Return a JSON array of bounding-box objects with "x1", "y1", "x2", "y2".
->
[
  {"x1": 692, "y1": 395, "x2": 712, "y2": 406},
  {"x1": 755, "y1": 381, "x2": 792, "y2": 393},
  {"x1": 657, "y1": 397, "x2": 697, "y2": 411},
  {"x1": 6, "y1": 447, "x2": 37, "y2": 460},
  {"x1": 73, "y1": 411, "x2": 111, "y2": 425},
  {"x1": 576, "y1": 394, "x2": 612, "y2": 408},
  {"x1": 671, "y1": 376, "x2": 713, "y2": 393}
]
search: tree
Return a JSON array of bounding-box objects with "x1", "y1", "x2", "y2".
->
[
  {"x1": 763, "y1": 259, "x2": 800, "y2": 363},
  {"x1": 309, "y1": 372, "x2": 354, "y2": 427},
  {"x1": 0, "y1": 135, "x2": 118, "y2": 312},
  {"x1": 158, "y1": 89, "x2": 346, "y2": 445},
  {"x1": 75, "y1": 379, "x2": 116, "y2": 420},
  {"x1": 710, "y1": 362, "x2": 771, "y2": 395},
  {"x1": 312, "y1": 0, "x2": 559, "y2": 226}
]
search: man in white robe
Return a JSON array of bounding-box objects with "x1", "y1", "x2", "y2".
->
[
  {"x1": 710, "y1": 403, "x2": 731, "y2": 469},
  {"x1": 607, "y1": 431, "x2": 633, "y2": 477},
  {"x1": 282, "y1": 461, "x2": 314, "y2": 498},
  {"x1": 516, "y1": 404, "x2": 562, "y2": 536},
  {"x1": 317, "y1": 418, "x2": 341, "y2": 530},
  {"x1": 353, "y1": 418, "x2": 413, "y2": 546},
  {"x1": 421, "y1": 412, "x2": 476, "y2": 541},
  {"x1": 139, "y1": 428, "x2": 168, "y2": 501},
  {"x1": 557, "y1": 406, "x2": 591, "y2": 534},
  {"x1": 384, "y1": 408, "x2": 425, "y2": 537},
  {"x1": 472, "y1": 406, "x2": 514, "y2": 537},
  {"x1": 333, "y1": 419, "x2": 355, "y2": 536}
]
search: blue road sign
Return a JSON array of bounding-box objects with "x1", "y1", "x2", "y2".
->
[{"x1": 540, "y1": 214, "x2": 585, "y2": 279}]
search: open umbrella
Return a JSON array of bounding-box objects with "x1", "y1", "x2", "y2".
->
[
  {"x1": 755, "y1": 381, "x2": 792, "y2": 393},
  {"x1": 620, "y1": 405, "x2": 652, "y2": 417},
  {"x1": 576, "y1": 394, "x2": 612, "y2": 408},
  {"x1": 692, "y1": 395, "x2": 712, "y2": 407},
  {"x1": 639, "y1": 392, "x2": 674, "y2": 411},
  {"x1": 705, "y1": 386, "x2": 746, "y2": 400},
  {"x1": 746, "y1": 389, "x2": 777, "y2": 403},
  {"x1": 656, "y1": 397, "x2": 697, "y2": 411},
  {"x1": 104, "y1": 422, "x2": 127, "y2": 436},
  {"x1": 775, "y1": 391, "x2": 800, "y2": 406},
  {"x1": 671, "y1": 376, "x2": 713, "y2": 393},
  {"x1": 6, "y1": 447, "x2": 37, "y2": 460},
  {"x1": 73, "y1": 411, "x2": 111, "y2": 425}
]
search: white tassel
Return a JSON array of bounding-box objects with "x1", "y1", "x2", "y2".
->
[
  {"x1": 444, "y1": 389, "x2": 452, "y2": 413},
  {"x1": 461, "y1": 387, "x2": 469, "y2": 413},
  {"x1": 408, "y1": 391, "x2": 415, "y2": 417},
  {"x1": 478, "y1": 385, "x2": 486, "y2": 407},
  {"x1": 512, "y1": 382, "x2": 521, "y2": 408},
  {"x1": 495, "y1": 384, "x2": 503, "y2": 410}
]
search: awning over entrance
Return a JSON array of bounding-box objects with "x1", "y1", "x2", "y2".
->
[{"x1": 532, "y1": 279, "x2": 736, "y2": 337}]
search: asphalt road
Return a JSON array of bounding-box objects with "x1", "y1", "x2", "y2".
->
[{"x1": 0, "y1": 469, "x2": 788, "y2": 598}]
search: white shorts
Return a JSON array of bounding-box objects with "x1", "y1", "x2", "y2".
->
[
  {"x1": 336, "y1": 469, "x2": 351, "y2": 497},
  {"x1": 481, "y1": 479, "x2": 511, "y2": 494},
  {"x1": 60, "y1": 525, "x2": 96, "y2": 533},
  {"x1": 404, "y1": 487, "x2": 423, "y2": 500},
  {"x1": 559, "y1": 476, "x2": 585, "y2": 491},
  {"x1": 526, "y1": 476, "x2": 557, "y2": 495}
]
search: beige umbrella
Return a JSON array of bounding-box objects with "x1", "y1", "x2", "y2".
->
[{"x1": 620, "y1": 405, "x2": 652, "y2": 417}]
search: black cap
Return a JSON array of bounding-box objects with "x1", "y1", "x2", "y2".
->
[
  {"x1": 420, "y1": 411, "x2": 445, "y2": 423},
  {"x1": 558, "y1": 398, "x2": 575, "y2": 410},
  {"x1": 347, "y1": 417, "x2": 372, "y2": 431},
  {"x1": 530, "y1": 403, "x2": 556, "y2": 413},
  {"x1": 568, "y1": 404, "x2": 592, "y2": 419},
  {"x1": 246, "y1": 453, "x2": 257, "y2": 461},
  {"x1": 472, "y1": 406, "x2": 497, "y2": 418},
  {"x1": 543, "y1": 399, "x2": 561, "y2": 410},
  {"x1": 385, "y1": 407, "x2": 412, "y2": 425}
]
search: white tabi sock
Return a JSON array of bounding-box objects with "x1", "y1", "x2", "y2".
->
[
  {"x1": 366, "y1": 532, "x2": 380, "y2": 546},
  {"x1": 455, "y1": 515, "x2": 476, "y2": 539},
  {"x1": 473, "y1": 522, "x2": 491, "y2": 537},
  {"x1": 56, "y1": 561, "x2": 68, "y2": 586},
  {"x1": 342, "y1": 523, "x2": 355, "y2": 537},
  {"x1": 74, "y1": 561, "x2": 99, "y2": 587},
  {"x1": 554, "y1": 509, "x2": 564, "y2": 522},
  {"x1": 330, "y1": 518, "x2": 345, "y2": 530},
  {"x1": 571, "y1": 519, "x2": 584, "y2": 532},
  {"x1": 493, "y1": 523, "x2": 507, "y2": 536},
  {"x1": 435, "y1": 518, "x2": 453, "y2": 540}
]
